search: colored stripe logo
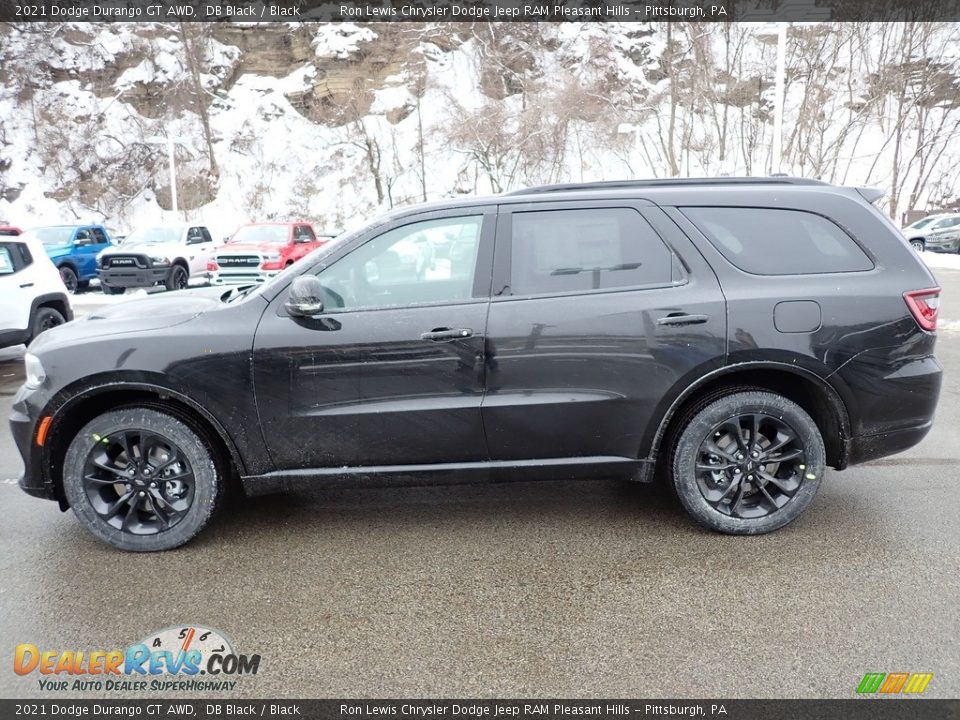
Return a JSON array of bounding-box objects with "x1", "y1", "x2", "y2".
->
[{"x1": 857, "y1": 672, "x2": 933, "y2": 694}]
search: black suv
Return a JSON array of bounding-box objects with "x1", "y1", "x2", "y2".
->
[{"x1": 10, "y1": 178, "x2": 942, "y2": 551}]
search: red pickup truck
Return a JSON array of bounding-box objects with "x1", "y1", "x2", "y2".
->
[{"x1": 207, "y1": 222, "x2": 335, "y2": 285}]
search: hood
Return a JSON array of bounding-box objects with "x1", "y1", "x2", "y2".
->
[
  {"x1": 215, "y1": 242, "x2": 286, "y2": 254},
  {"x1": 100, "y1": 241, "x2": 183, "y2": 256},
  {"x1": 43, "y1": 244, "x2": 74, "y2": 257},
  {"x1": 28, "y1": 287, "x2": 231, "y2": 353}
]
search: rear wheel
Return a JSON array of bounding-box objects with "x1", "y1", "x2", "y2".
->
[
  {"x1": 29, "y1": 306, "x2": 65, "y2": 343},
  {"x1": 165, "y1": 265, "x2": 189, "y2": 291},
  {"x1": 59, "y1": 266, "x2": 78, "y2": 293},
  {"x1": 62, "y1": 407, "x2": 222, "y2": 551},
  {"x1": 671, "y1": 391, "x2": 824, "y2": 535}
]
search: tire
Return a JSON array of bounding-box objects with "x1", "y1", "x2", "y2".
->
[
  {"x1": 670, "y1": 391, "x2": 825, "y2": 535},
  {"x1": 59, "y1": 266, "x2": 78, "y2": 293},
  {"x1": 62, "y1": 407, "x2": 222, "y2": 551},
  {"x1": 77, "y1": 280, "x2": 90, "y2": 290},
  {"x1": 29, "y1": 306, "x2": 66, "y2": 343},
  {"x1": 910, "y1": 239, "x2": 925, "y2": 252},
  {"x1": 102, "y1": 285, "x2": 126, "y2": 295},
  {"x1": 165, "y1": 264, "x2": 189, "y2": 291}
]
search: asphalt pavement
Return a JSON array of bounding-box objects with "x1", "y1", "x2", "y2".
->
[{"x1": 1, "y1": 278, "x2": 958, "y2": 699}]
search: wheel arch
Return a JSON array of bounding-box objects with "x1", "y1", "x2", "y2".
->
[
  {"x1": 648, "y1": 362, "x2": 852, "y2": 473},
  {"x1": 43, "y1": 380, "x2": 247, "y2": 507}
]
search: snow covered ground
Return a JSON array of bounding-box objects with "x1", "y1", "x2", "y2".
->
[{"x1": 919, "y1": 251, "x2": 960, "y2": 272}]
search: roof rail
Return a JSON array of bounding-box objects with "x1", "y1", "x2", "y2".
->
[{"x1": 502, "y1": 177, "x2": 829, "y2": 196}]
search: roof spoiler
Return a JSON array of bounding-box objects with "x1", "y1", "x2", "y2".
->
[{"x1": 856, "y1": 186, "x2": 885, "y2": 205}]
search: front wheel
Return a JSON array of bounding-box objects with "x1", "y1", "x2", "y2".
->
[
  {"x1": 62, "y1": 407, "x2": 222, "y2": 551},
  {"x1": 59, "y1": 266, "x2": 78, "y2": 293},
  {"x1": 164, "y1": 265, "x2": 189, "y2": 291},
  {"x1": 910, "y1": 239, "x2": 925, "y2": 252},
  {"x1": 671, "y1": 391, "x2": 825, "y2": 535},
  {"x1": 102, "y1": 285, "x2": 126, "y2": 295}
]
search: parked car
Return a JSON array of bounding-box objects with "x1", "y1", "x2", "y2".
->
[
  {"x1": 0, "y1": 231, "x2": 72, "y2": 349},
  {"x1": 901, "y1": 213, "x2": 960, "y2": 252},
  {"x1": 921, "y1": 226, "x2": 960, "y2": 254},
  {"x1": 207, "y1": 222, "x2": 334, "y2": 285},
  {"x1": 0, "y1": 225, "x2": 23, "y2": 236},
  {"x1": 25, "y1": 225, "x2": 114, "y2": 293},
  {"x1": 10, "y1": 178, "x2": 942, "y2": 551},
  {"x1": 96, "y1": 224, "x2": 214, "y2": 294}
]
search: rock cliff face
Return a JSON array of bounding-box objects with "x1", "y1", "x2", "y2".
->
[{"x1": 0, "y1": 22, "x2": 958, "y2": 232}]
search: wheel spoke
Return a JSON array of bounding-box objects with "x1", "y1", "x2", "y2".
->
[
  {"x1": 90, "y1": 460, "x2": 130, "y2": 480},
  {"x1": 721, "y1": 421, "x2": 749, "y2": 455},
  {"x1": 119, "y1": 432, "x2": 137, "y2": 467},
  {"x1": 759, "y1": 471, "x2": 795, "y2": 496},
  {"x1": 84, "y1": 474, "x2": 127, "y2": 487},
  {"x1": 761, "y1": 432, "x2": 796, "y2": 457},
  {"x1": 728, "y1": 481, "x2": 747, "y2": 517},
  {"x1": 101, "y1": 490, "x2": 135, "y2": 520},
  {"x1": 705, "y1": 441, "x2": 738, "y2": 463},
  {"x1": 765, "y1": 448, "x2": 804, "y2": 463},
  {"x1": 696, "y1": 460, "x2": 736, "y2": 472},
  {"x1": 146, "y1": 491, "x2": 173, "y2": 528},
  {"x1": 121, "y1": 494, "x2": 140, "y2": 531},
  {"x1": 758, "y1": 483, "x2": 780, "y2": 510},
  {"x1": 749, "y1": 413, "x2": 761, "y2": 451}
]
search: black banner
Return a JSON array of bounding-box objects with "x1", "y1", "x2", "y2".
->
[
  {"x1": 0, "y1": 700, "x2": 958, "y2": 720},
  {"x1": 1, "y1": 0, "x2": 960, "y2": 23}
]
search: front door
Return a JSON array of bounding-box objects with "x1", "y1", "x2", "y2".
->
[
  {"x1": 481, "y1": 200, "x2": 727, "y2": 462},
  {"x1": 254, "y1": 209, "x2": 496, "y2": 470}
]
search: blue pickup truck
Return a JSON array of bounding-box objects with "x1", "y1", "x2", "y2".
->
[{"x1": 27, "y1": 225, "x2": 114, "y2": 293}]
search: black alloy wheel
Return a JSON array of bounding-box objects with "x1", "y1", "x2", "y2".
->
[
  {"x1": 671, "y1": 390, "x2": 825, "y2": 535},
  {"x1": 166, "y1": 265, "x2": 189, "y2": 291},
  {"x1": 63, "y1": 407, "x2": 222, "y2": 551},
  {"x1": 60, "y1": 266, "x2": 78, "y2": 293},
  {"x1": 694, "y1": 412, "x2": 805, "y2": 519},
  {"x1": 80, "y1": 429, "x2": 195, "y2": 535}
]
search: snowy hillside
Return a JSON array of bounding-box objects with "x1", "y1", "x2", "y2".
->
[{"x1": 1, "y1": 21, "x2": 959, "y2": 238}]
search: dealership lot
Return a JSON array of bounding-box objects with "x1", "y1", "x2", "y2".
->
[{"x1": 1, "y1": 273, "x2": 958, "y2": 699}]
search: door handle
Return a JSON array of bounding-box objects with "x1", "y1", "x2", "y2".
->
[
  {"x1": 19, "y1": 283, "x2": 34, "y2": 288},
  {"x1": 656, "y1": 313, "x2": 709, "y2": 327},
  {"x1": 420, "y1": 327, "x2": 474, "y2": 341}
]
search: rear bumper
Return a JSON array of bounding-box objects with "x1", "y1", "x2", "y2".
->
[
  {"x1": 98, "y1": 267, "x2": 170, "y2": 288},
  {"x1": 844, "y1": 422, "x2": 934, "y2": 466}
]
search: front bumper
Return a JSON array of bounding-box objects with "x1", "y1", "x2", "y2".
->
[
  {"x1": 924, "y1": 237, "x2": 960, "y2": 253},
  {"x1": 98, "y1": 266, "x2": 171, "y2": 288},
  {"x1": 207, "y1": 269, "x2": 279, "y2": 285},
  {"x1": 9, "y1": 386, "x2": 56, "y2": 501}
]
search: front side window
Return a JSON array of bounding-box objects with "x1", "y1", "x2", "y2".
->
[
  {"x1": 509, "y1": 208, "x2": 674, "y2": 295},
  {"x1": 317, "y1": 216, "x2": 483, "y2": 310},
  {"x1": 295, "y1": 225, "x2": 316, "y2": 242},
  {"x1": 682, "y1": 207, "x2": 874, "y2": 275}
]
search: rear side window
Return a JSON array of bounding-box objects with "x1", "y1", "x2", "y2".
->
[
  {"x1": 682, "y1": 207, "x2": 874, "y2": 275},
  {"x1": 510, "y1": 208, "x2": 674, "y2": 295},
  {"x1": 0, "y1": 246, "x2": 15, "y2": 275}
]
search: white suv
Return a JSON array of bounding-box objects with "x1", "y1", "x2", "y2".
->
[
  {"x1": 0, "y1": 232, "x2": 72, "y2": 348},
  {"x1": 96, "y1": 225, "x2": 214, "y2": 294},
  {"x1": 902, "y1": 213, "x2": 960, "y2": 252}
]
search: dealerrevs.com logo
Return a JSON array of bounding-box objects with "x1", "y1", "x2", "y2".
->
[{"x1": 14, "y1": 625, "x2": 261, "y2": 693}]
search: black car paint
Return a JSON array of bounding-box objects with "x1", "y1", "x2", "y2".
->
[{"x1": 11, "y1": 184, "x2": 942, "y2": 507}]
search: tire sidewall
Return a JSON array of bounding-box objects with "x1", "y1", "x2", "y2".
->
[
  {"x1": 63, "y1": 407, "x2": 219, "y2": 552},
  {"x1": 31, "y1": 307, "x2": 65, "y2": 341},
  {"x1": 672, "y1": 391, "x2": 825, "y2": 535},
  {"x1": 167, "y1": 266, "x2": 188, "y2": 291},
  {"x1": 59, "y1": 266, "x2": 78, "y2": 293}
]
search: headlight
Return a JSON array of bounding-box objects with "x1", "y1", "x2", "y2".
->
[
  {"x1": 24, "y1": 353, "x2": 46, "y2": 390},
  {"x1": 264, "y1": 253, "x2": 280, "y2": 261},
  {"x1": 149, "y1": 255, "x2": 171, "y2": 266}
]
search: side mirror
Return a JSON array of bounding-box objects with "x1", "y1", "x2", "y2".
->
[
  {"x1": 74, "y1": 236, "x2": 92, "y2": 247},
  {"x1": 285, "y1": 275, "x2": 325, "y2": 317}
]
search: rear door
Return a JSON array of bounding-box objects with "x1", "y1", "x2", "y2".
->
[
  {"x1": 0, "y1": 241, "x2": 33, "y2": 332},
  {"x1": 482, "y1": 199, "x2": 727, "y2": 462},
  {"x1": 185, "y1": 227, "x2": 213, "y2": 275}
]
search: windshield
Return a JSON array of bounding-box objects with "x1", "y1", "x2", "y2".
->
[
  {"x1": 28, "y1": 227, "x2": 75, "y2": 246},
  {"x1": 230, "y1": 225, "x2": 290, "y2": 244},
  {"x1": 125, "y1": 226, "x2": 183, "y2": 245},
  {"x1": 907, "y1": 217, "x2": 937, "y2": 230}
]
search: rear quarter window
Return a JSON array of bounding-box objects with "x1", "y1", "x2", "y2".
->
[{"x1": 682, "y1": 206, "x2": 874, "y2": 275}]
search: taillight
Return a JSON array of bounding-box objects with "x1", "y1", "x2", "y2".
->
[
  {"x1": 903, "y1": 287, "x2": 940, "y2": 331},
  {"x1": 206, "y1": 260, "x2": 219, "y2": 272}
]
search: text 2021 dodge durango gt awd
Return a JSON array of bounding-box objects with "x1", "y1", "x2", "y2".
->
[{"x1": 10, "y1": 178, "x2": 942, "y2": 551}]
